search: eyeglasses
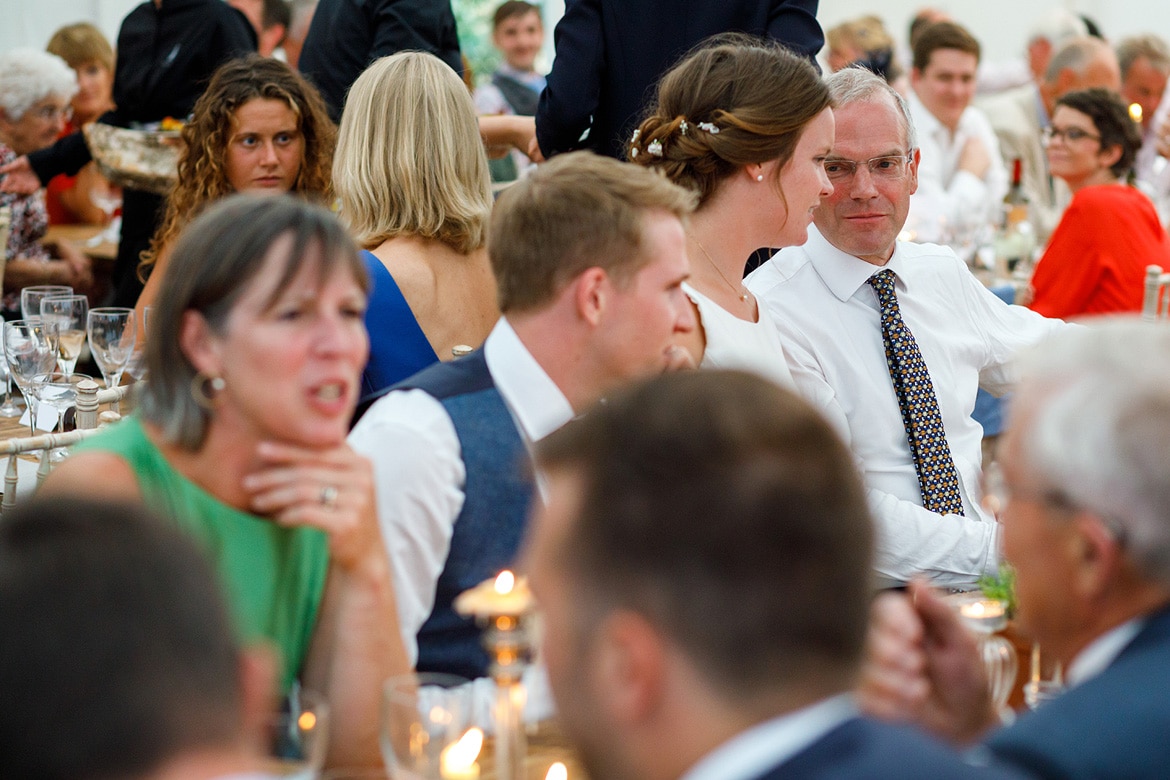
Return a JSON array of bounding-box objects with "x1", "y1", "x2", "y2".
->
[
  {"x1": 1042, "y1": 125, "x2": 1100, "y2": 145},
  {"x1": 32, "y1": 104, "x2": 72, "y2": 122},
  {"x1": 823, "y1": 153, "x2": 914, "y2": 181}
]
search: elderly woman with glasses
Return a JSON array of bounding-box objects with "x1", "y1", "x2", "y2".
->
[
  {"x1": 1026, "y1": 88, "x2": 1170, "y2": 319},
  {"x1": 0, "y1": 48, "x2": 93, "y2": 306}
]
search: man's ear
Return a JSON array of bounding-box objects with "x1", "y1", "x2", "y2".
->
[
  {"x1": 907, "y1": 147, "x2": 922, "y2": 196},
  {"x1": 1070, "y1": 512, "x2": 1124, "y2": 599},
  {"x1": 179, "y1": 309, "x2": 223, "y2": 377},
  {"x1": 573, "y1": 267, "x2": 610, "y2": 328},
  {"x1": 592, "y1": 611, "x2": 667, "y2": 725}
]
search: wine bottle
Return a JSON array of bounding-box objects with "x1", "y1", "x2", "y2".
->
[{"x1": 995, "y1": 158, "x2": 1036, "y2": 275}]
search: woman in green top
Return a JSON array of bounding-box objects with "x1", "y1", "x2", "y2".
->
[{"x1": 44, "y1": 194, "x2": 408, "y2": 767}]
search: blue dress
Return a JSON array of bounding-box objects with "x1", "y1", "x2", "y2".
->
[{"x1": 360, "y1": 250, "x2": 440, "y2": 395}]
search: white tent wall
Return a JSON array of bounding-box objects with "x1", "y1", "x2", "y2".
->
[{"x1": 3, "y1": 1, "x2": 1170, "y2": 93}]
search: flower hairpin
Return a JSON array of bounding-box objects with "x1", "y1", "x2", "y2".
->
[
  {"x1": 647, "y1": 139, "x2": 664, "y2": 157},
  {"x1": 697, "y1": 122, "x2": 720, "y2": 135},
  {"x1": 679, "y1": 120, "x2": 689, "y2": 136},
  {"x1": 630, "y1": 128, "x2": 641, "y2": 144}
]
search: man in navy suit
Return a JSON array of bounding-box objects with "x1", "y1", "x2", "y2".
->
[
  {"x1": 527, "y1": 371, "x2": 1014, "y2": 779},
  {"x1": 863, "y1": 320, "x2": 1170, "y2": 778},
  {"x1": 532, "y1": 0, "x2": 823, "y2": 160}
]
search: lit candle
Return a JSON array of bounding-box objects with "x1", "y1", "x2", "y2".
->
[
  {"x1": 1130, "y1": 102, "x2": 1144, "y2": 124},
  {"x1": 454, "y1": 570, "x2": 535, "y2": 618},
  {"x1": 545, "y1": 762, "x2": 568, "y2": 780},
  {"x1": 439, "y1": 727, "x2": 483, "y2": 780},
  {"x1": 955, "y1": 596, "x2": 1008, "y2": 634}
]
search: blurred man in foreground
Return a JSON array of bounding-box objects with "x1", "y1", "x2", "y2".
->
[
  {"x1": 863, "y1": 320, "x2": 1170, "y2": 778},
  {"x1": 528, "y1": 371, "x2": 1016, "y2": 779},
  {"x1": 0, "y1": 499, "x2": 278, "y2": 779}
]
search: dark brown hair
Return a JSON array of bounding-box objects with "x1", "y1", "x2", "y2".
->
[
  {"x1": 1056, "y1": 87, "x2": 1143, "y2": 179},
  {"x1": 912, "y1": 20, "x2": 981, "y2": 71},
  {"x1": 629, "y1": 34, "x2": 830, "y2": 206},
  {"x1": 536, "y1": 371, "x2": 876, "y2": 699}
]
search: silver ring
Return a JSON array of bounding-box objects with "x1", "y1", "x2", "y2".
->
[{"x1": 319, "y1": 485, "x2": 339, "y2": 508}]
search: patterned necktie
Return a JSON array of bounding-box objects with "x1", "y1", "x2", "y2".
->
[{"x1": 867, "y1": 269, "x2": 965, "y2": 516}]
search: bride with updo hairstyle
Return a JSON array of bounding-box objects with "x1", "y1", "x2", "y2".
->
[{"x1": 629, "y1": 34, "x2": 833, "y2": 386}]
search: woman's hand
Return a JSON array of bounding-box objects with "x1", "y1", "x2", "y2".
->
[
  {"x1": 242, "y1": 440, "x2": 383, "y2": 573},
  {"x1": 0, "y1": 156, "x2": 43, "y2": 195}
]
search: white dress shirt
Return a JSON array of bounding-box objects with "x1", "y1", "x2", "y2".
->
[
  {"x1": 680, "y1": 695, "x2": 858, "y2": 780},
  {"x1": 746, "y1": 227, "x2": 1066, "y2": 587},
  {"x1": 907, "y1": 91, "x2": 1009, "y2": 244},
  {"x1": 348, "y1": 318, "x2": 573, "y2": 664},
  {"x1": 1066, "y1": 618, "x2": 1145, "y2": 688}
]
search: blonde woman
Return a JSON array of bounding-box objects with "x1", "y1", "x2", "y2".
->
[{"x1": 334, "y1": 52, "x2": 499, "y2": 394}]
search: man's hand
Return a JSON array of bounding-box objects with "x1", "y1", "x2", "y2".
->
[
  {"x1": 959, "y1": 136, "x2": 991, "y2": 180},
  {"x1": 858, "y1": 581, "x2": 999, "y2": 746},
  {"x1": 0, "y1": 156, "x2": 43, "y2": 195}
]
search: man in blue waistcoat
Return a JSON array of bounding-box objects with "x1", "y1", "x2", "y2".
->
[
  {"x1": 525, "y1": 371, "x2": 1016, "y2": 779},
  {"x1": 862, "y1": 320, "x2": 1170, "y2": 778},
  {"x1": 349, "y1": 151, "x2": 697, "y2": 679}
]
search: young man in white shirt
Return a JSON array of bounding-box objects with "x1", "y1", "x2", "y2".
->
[
  {"x1": 349, "y1": 151, "x2": 696, "y2": 678},
  {"x1": 747, "y1": 67, "x2": 1064, "y2": 589},
  {"x1": 905, "y1": 20, "x2": 1007, "y2": 242}
]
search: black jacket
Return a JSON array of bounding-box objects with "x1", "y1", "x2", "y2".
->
[{"x1": 299, "y1": 0, "x2": 463, "y2": 121}]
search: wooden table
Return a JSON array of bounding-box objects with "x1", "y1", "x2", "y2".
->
[{"x1": 44, "y1": 224, "x2": 118, "y2": 263}]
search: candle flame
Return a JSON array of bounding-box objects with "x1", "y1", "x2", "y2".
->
[
  {"x1": 441, "y1": 727, "x2": 484, "y2": 772},
  {"x1": 967, "y1": 601, "x2": 986, "y2": 618},
  {"x1": 545, "y1": 762, "x2": 568, "y2": 780},
  {"x1": 494, "y1": 570, "x2": 515, "y2": 595},
  {"x1": 1130, "y1": 103, "x2": 1143, "y2": 123},
  {"x1": 297, "y1": 711, "x2": 317, "y2": 731}
]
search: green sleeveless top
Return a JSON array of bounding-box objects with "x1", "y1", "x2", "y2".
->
[{"x1": 75, "y1": 416, "x2": 329, "y2": 692}]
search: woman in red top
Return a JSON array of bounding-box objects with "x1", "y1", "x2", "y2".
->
[{"x1": 1027, "y1": 88, "x2": 1170, "y2": 319}]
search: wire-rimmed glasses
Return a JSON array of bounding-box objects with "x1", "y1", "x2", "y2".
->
[{"x1": 823, "y1": 153, "x2": 915, "y2": 182}]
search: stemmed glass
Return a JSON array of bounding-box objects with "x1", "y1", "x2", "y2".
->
[
  {"x1": 87, "y1": 308, "x2": 136, "y2": 412},
  {"x1": 89, "y1": 181, "x2": 123, "y2": 246},
  {"x1": 21, "y1": 285, "x2": 72, "y2": 321},
  {"x1": 40, "y1": 294, "x2": 89, "y2": 377},
  {"x1": 127, "y1": 305, "x2": 152, "y2": 383},
  {"x1": 0, "y1": 340, "x2": 24, "y2": 418},
  {"x1": 32, "y1": 372, "x2": 92, "y2": 462},
  {"x1": 3, "y1": 319, "x2": 60, "y2": 436}
]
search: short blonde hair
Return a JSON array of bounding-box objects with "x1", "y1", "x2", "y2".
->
[
  {"x1": 333, "y1": 52, "x2": 492, "y2": 254},
  {"x1": 46, "y1": 23, "x2": 115, "y2": 73},
  {"x1": 490, "y1": 151, "x2": 697, "y2": 313}
]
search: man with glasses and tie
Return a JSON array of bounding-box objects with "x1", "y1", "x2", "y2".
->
[{"x1": 747, "y1": 67, "x2": 1066, "y2": 589}]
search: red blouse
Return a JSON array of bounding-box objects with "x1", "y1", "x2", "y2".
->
[{"x1": 1029, "y1": 184, "x2": 1170, "y2": 319}]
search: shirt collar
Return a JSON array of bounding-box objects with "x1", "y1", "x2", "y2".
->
[
  {"x1": 907, "y1": 90, "x2": 946, "y2": 139},
  {"x1": 1066, "y1": 617, "x2": 1145, "y2": 688},
  {"x1": 805, "y1": 225, "x2": 907, "y2": 303},
  {"x1": 680, "y1": 694, "x2": 858, "y2": 780},
  {"x1": 484, "y1": 317, "x2": 574, "y2": 444}
]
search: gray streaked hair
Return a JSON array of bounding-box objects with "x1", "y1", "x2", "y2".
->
[
  {"x1": 0, "y1": 48, "x2": 77, "y2": 121},
  {"x1": 1116, "y1": 34, "x2": 1170, "y2": 79},
  {"x1": 141, "y1": 194, "x2": 368, "y2": 450},
  {"x1": 1045, "y1": 36, "x2": 1110, "y2": 83},
  {"x1": 1013, "y1": 319, "x2": 1170, "y2": 588},
  {"x1": 824, "y1": 66, "x2": 918, "y2": 152}
]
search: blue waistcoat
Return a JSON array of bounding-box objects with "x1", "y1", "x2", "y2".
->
[{"x1": 382, "y1": 349, "x2": 535, "y2": 679}]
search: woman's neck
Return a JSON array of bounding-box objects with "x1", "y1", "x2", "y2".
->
[
  {"x1": 147, "y1": 416, "x2": 267, "y2": 512},
  {"x1": 1068, "y1": 169, "x2": 1121, "y2": 194},
  {"x1": 686, "y1": 209, "x2": 759, "y2": 317}
]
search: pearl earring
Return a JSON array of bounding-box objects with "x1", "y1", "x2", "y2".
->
[{"x1": 756, "y1": 174, "x2": 764, "y2": 182}]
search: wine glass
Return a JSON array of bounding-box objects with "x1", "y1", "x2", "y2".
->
[
  {"x1": 127, "y1": 305, "x2": 153, "y2": 383},
  {"x1": 382, "y1": 673, "x2": 481, "y2": 780},
  {"x1": 31, "y1": 372, "x2": 92, "y2": 462},
  {"x1": 3, "y1": 319, "x2": 60, "y2": 435},
  {"x1": 262, "y1": 690, "x2": 329, "y2": 779},
  {"x1": 21, "y1": 285, "x2": 73, "y2": 321},
  {"x1": 0, "y1": 339, "x2": 24, "y2": 418},
  {"x1": 952, "y1": 593, "x2": 1018, "y2": 718},
  {"x1": 88, "y1": 308, "x2": 136, "y2": 412},
  {"x1": 89, "y1": 181, "x2": 123, "y2": 245},
  {"x1": 1023, "y1": 642, "x2": 1065, "y2": 710},
  {"x1": 40, "y1": 294, "x2": 89, "y2": 377}
]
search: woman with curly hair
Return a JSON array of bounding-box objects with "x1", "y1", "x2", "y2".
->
[
  {"x1": 134, "y1": 54, "x2": 335, "y2": 331},
  {"x1": 628, "y1": 35, "x2": 833, "y2": 385}
]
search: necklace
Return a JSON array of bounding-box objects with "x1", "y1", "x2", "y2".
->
[{"x1": 692, "y1": 236, "x2": 748, "y2": 302}]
